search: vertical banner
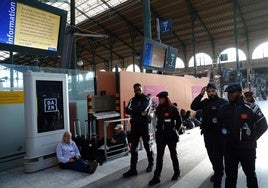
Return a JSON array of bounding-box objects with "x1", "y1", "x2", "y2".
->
[{"x1": 192, "y1": 86, "x2": 203, "y2": 100}]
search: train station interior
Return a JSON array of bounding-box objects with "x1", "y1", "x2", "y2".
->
[{"x1": 1, "y1": 0, "x2": 268, "y2": 187}]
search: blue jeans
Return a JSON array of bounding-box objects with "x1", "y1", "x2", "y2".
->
[{"x1": 59, "y1": 159, "x2": 89, "y2": 173}]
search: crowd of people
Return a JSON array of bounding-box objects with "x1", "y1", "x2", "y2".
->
[{"x1": 55, "y1": 82, "x2": 267, "y2": 188}]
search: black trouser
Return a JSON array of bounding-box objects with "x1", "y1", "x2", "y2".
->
[
  {"x1": 204, "y1": 131, "x2": 224, "y2": 187},
  {"x1": 130, "y1": 121, "x2": 154, "y2": 170},
  {"x1": 225, "y1": 147, "x2": 258, "y2": 188},
  {"x1": 154, "y1": 134, "x2": 179, "y2": 178}
]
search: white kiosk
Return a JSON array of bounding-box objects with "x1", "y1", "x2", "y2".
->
[{"x1": 23, "y1": 71, "x2": 69, "y2": 173}]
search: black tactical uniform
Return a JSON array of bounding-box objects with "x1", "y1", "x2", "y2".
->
[
  {"x1": 149, "y1": 91, "x2": 182, "y2": 185},
  {"x1": 219, "y1": 84, "x2": 268, "y2": 188},
  {"x1": 191, "y1": 83, "x2": 228, "y2": 187},
  {"x1": 123, "y1": 92, "x2": 154, "y2": 177}
]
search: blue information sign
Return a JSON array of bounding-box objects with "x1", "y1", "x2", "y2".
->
[{"x1": 160, "y1": 19, "x2": 172, "y2": 34}]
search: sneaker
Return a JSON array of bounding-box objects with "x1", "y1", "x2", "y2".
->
[
  {"x1": 146, "y1": 163, "x2": 154, "y2": 172},
  {"x1": 122, "y1": 169, "x2": 137, "y2": 178},
  {"x1": 210, "y1": 175, "x2": 215, "y2": 182},
  {"x1": 149, "y1": 177, "x2": 161, "y2": 186},
  {"x1": 88, "y1": 161, "x2": 98, "y2": 174}
]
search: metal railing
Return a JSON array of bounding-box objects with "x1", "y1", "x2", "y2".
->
[{"x1": 103, "y1": 118, "x2": 130, "y2": 160}]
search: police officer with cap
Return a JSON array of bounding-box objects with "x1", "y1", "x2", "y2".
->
[
  {"x1": 219, "y1": 83, "x2": 268, "y2": 188},
  {"x1": 191, "y1": 82, "x2": 228, "y2": 188},
  {"x1": 149, "y1": 91, "x2": 182, "y2": 186}
]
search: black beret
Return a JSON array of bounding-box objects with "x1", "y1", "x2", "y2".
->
[
  {"x1": 156, "y1": 91, "x2": 168, "y2": 98},
  {"x1": 206, "y1": 82, "x2": 217, "y2": 90},
  {"x1": 224, "y1": 83, "x2": 242, "y2": 92}
]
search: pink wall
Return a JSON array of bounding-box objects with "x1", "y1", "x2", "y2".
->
[{"x1": 120, "y1": 71, "x2": 209, "y2": 115}]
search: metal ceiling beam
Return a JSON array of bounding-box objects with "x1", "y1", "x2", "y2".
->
[
  {"x1": 71, "y1": 3, "x2": 138, "y2": 54},
  {"x1": 77, "y1": 44, "x2": 109, "y2": 65},
  {"x1": 184, "y1": 0, "x2": 215, "y2": 60},
  {"x1": 88, "y1": 39, "x2": 124, "y2": 62},
  {"x1": 237, "y1": 2, "x2": 250, "y2": 60},
  {"x1": 143, "y1": 0, "x2": 152, "y2": 39},
  {"x1": 233, "y1": 0, "x2": 240, "y2": 73},
  {"x1": 150, "y1": 7, "x2": 187, "y2": 62},
  {"x1": 150, "y1": 8, "x2": 186, "y2": 48},
  {"x1": 100, "y1": 0, "x2": 144, "y2": 36}
]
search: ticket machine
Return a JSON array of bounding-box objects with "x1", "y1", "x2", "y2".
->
[{"x1": 23, "y1": 71, "x2": 69, "y2": 173}]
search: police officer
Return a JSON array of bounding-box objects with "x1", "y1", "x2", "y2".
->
[
  {"x1": 191, "y1": 82, "x2": 228, "y2": 188},
  {"x1": 149, "y1": 91, "x2": 182, "y2": 186},
  {"x1": 123, "y1": 83, "x2": 154, "y2": 178},
  {"x1": 219, "y1": 83, "x2": 267, "y2": 188}
]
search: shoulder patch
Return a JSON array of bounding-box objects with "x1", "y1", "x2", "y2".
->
[
  {"x1": 244, "y1": 101, "x2": 252, "y2": 109},
  {"x1": 257, "y1": 111, "x2": 263, "y2": 117}
]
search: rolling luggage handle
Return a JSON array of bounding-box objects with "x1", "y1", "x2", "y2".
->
[{"x1": 73, "y1": 119, "x2": 81, "y2": 137}]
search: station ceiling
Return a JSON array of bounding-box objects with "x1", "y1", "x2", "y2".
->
[{"x1": 1, "y1": 0, "x2": 268, "y2": 71}]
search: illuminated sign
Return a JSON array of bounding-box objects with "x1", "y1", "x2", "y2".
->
[
  {"x1": 0, "y1": 0, "x2": 67, "y2": 56},
  {"x1": 160, "y1": 19, "x2": 172, "y2": 34}
]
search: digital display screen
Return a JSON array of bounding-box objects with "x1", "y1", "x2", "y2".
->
[
  {"x1": 0, "y1": 0, "x2": 61, "y2": 51},
  {"x1": 0, "y1": 0, "x2": 67, "y2": 56},
  {"x1": 144, "y1": 43, "x2": 166, "y2": 68},
  {"x1": 36, "y1": 80, "x2": 64, "y2": 133},
  {"x1": 142, "y1": 39, "x2": 167, "y2": 69}
]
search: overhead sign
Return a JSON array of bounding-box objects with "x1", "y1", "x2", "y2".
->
[
  {"x1": 160, "y1": 19, "x2": 172, "y2": 34},
  {"x1": 0, "y1": 0, "x2": 67, "y2": 56}
]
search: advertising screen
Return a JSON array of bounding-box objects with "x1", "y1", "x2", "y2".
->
[
  {"x1": 36, "y1": 80, "x2": 64, "y2": 133},
  {"x1": 0, "y1": 0, "x2": 67, "y2": 56}
]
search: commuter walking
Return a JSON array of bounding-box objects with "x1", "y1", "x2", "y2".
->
[
  {"x1": 191, "y1": 83, "x2": 228, "y2": 188},
  {"x1": 123, "y1": 83, "x2": 154, "y2": 177},
  {"x1": 219, "y1": 83, "x2": 267, "y2": 188},
  {"x1": 149, "y1": 91, "x2": 182, "y2": 186}
]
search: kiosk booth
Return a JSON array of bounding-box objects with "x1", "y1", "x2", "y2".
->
[{"x1": 23, "y1": 71, "x2": 69, "y2": 173}]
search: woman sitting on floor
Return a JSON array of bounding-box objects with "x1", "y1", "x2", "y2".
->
[{"x1": 56, "y1": 131, "x2": 98, "y2": 174}]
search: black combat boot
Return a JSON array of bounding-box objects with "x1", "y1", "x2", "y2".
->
[
  {"x1": 122, "y1": 169, "x2": 137, "y2": 178},
  {"x1": 149, "y1": 176, "x2": 161, "y2": 186},
  {"x1": 171, "y1": 170, "x2": 180, "y2": 181},
  {"x1": 146, "y1": 162, "x2": 154, "y2": 172}
]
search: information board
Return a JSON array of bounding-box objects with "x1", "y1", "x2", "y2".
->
[{"x1": 0, "y1": 0, "x2": 67, "y2": 56}]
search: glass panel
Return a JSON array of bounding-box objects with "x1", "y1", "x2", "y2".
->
[
  {"x1": 0, "y1": 63, "x2": 95, "y2": 163},
  {"x1": 45, "y1": 0, "x2": 129, "y2": 24}
]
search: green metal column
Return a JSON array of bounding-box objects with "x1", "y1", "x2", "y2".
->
[
  {"x1": 70, "y1": 0, "x2": 77, "y2": 70},
  {"x1": 9, "y1": 51, "x2": 14, "y2": 89},
  {"x1": 191, "y1": 14, "x2": 197, "y2": 77},
  {"x1": 142, "y1": 0, "x2": 152, "y2": 39},
  {"x1": 233, "y1": 0, "x2": 239, "y2": 73}
]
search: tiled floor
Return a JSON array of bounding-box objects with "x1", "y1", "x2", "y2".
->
[{"x1": 1, "y1": 101, "x2": 268, "y2": 188}]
